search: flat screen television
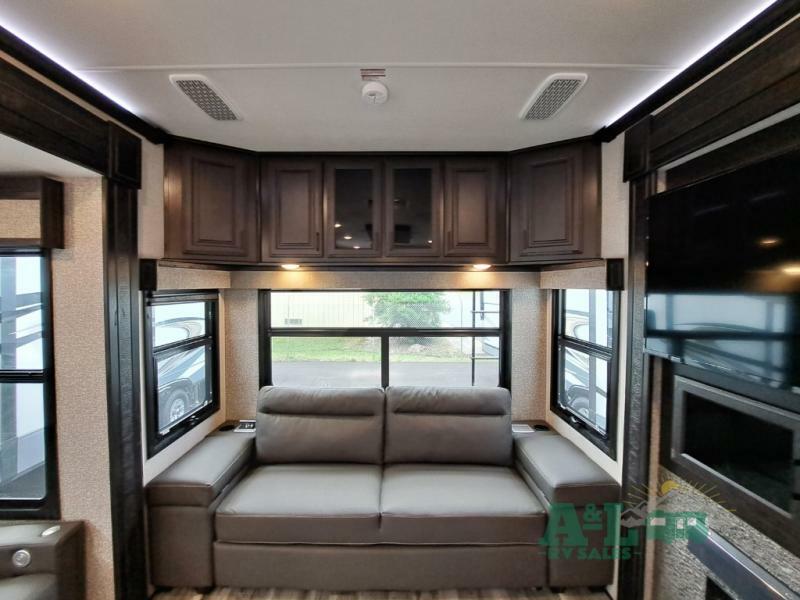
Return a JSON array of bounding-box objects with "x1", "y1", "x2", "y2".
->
[{"x1": 645, "y1": 151, "x2": 800, "y2": 394}]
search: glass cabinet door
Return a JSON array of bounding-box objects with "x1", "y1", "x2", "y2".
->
[
  {"x1": 384, "y1": 159, "x2": 442, "y2": 256},
  {"x1": 324, "y1": 160, "x2": 382, "y2": 257}
]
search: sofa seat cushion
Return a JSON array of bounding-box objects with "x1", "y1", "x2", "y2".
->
[
  {"x1": 380, "y1": 464, "x2": 545, "y2": 545},
  {"x1": 216, "y1": 464, "x2": 382, "y2": 544}
]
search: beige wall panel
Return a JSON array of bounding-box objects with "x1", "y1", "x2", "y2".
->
[
  {"x1": 545, "y1": 138, "x2": 629, "y2": 482},
  {"x1": 0, "y1": 199, "x2": 40, "y2": 238},
  {"x1": 142, "y1": 295, "x2": 228, "y2": 483},
  {"x1": 601, "y1": 136, "x2": 629, "y2": 260},
  {"x1": 139, "y1": 140, "x2": 165, "y2": 259},
  {"x1": 51, "y1": 177, "x2": 114, "y2": 600},
  {"x1": 540, "y1": 265, "x2": 608, "y2": 290},
  {"x1": 510, "y1": 288, "x2": 549, "y2": 420},
  {"x1": 224, "y1": 290, "x2": 260, "y2": 421},
  {"x1": 156, "y1": 265, "x2": 231, "y2": 290},
  {"x1": 223, "y1": 273, "x2": 546, "y2": 422},
  {"x1": 231, "y1": 270, "x2": 539, "y2": 290}
]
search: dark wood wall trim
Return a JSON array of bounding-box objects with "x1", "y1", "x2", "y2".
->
[
  {"x1": 0, "y1": 25, "x2": 167, "y2": 144},
  {"x1": 597, "y1": 0, "x2": 800, "y2": 144},
  {"x1": 620, "y1": 4, "x2": 800, "y2": 179},
  {"x1": 0, "y1": 53, "x2": 148, "y2": 599},
  {"x1": 616, "y1": 173, "x2": 657, "y2": 600},
  {"x1": 108, "y1": 123, "x2": 142, "y2": 187},
  {"x1": 649, "y1": 14, "x2": 800, "y2": 168},
  {"x1": 0, "y1": 58, "x2": 107, "y2": 173},
  {"x1": 666, "y1": 110, "x2": 800, "y2": 188},
  {"x1": 0, "y1": 57, "x2": 144, "y2": 188},
  {"x1": 104, "y1": 181, "x2": 147, "y2": 600}
]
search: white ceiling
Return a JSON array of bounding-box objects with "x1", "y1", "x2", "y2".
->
[
  {"x1": 0, "y1": 134, "x2": 99, "y2": 177},
  {"x1": 0, "y1": 0, "x2": 775, "y2": 151}
]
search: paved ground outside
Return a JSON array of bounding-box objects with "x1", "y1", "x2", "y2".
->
[{"x1": 272, "y1": 361, "x2": 498, "y2": 387}]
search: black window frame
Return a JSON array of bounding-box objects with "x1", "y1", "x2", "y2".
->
[
  {"x1": 550, "y1": 288, "x2": 620, "y2": 458},
  {"x1": 143, "y1": 290, "x2": 220, "y2": 457},
  {"x1": 0, "y1": 249, "x2": 59, "y2": 519},
  {"x1": 259, "y1": 289, "x2": 511, "y2": 390}
]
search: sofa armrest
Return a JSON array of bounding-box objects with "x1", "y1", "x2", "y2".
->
[
  {"x1": 514, "y1": 431, "x2": 619, "y2": 507},
  {"x1": 147, "y1": 431, "x2": 254, "y2": 508},
  {"x1": 0, "y1": 521, "x2": 84, "y2": 600}
]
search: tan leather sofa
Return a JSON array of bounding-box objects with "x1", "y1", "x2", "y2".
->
[{"x1": 147, "y1": 386, "x2": 619, "y2": 591}]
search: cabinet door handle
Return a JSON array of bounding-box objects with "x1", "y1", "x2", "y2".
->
[{"x1": 315, "y1": 231, "x2": 321, "y2": 250}]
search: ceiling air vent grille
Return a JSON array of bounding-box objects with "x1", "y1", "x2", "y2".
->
[
  {"x1": 521, "y1": 73, "x2": 587, "y2": 120},
  {"x1": 169, "y1": 74, "x2": 241, "y2": 121}
]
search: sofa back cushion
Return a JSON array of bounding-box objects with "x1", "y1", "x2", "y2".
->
[
  {"x1": 384, "y1": 386, "x2": 512, "y2": 465},
  {"x1": 256, "y1": 386, "x2": 385, "y2": 464}
]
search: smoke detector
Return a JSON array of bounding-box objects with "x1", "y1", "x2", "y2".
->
[
  {"x1": 169, "y1": 74, "x2": 242, "y2": 121},
  {"x1": 360, "y1": 68, "x2": 389, "y2": 105},
  {"x1": 520, "y1": 73, "x2": 587, "y2": 120},
  {"x1": 362, "y1": 81, "x2": 389, "y2": 105}
]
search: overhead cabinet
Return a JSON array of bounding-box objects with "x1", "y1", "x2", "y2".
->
[
  {"x1": 509, "y1": 141, "x2": 600, "y2": 263},
  {"x1": 164, "y1": 141, "x2": 259, "y2": 262},
  {"x1": 324, "y1": 159, "x2": 382, "y2": 258},
  {"x1": 259, "y1": 154, "x2": 507, "y2": 264},
  {"x1": 384, "y1": 159, "x2": 443, "y2": 258},
  {"x1": 444, "y1": 158, "x2": 505, "y2": 259},
  {"x1": 262, "y1": 159, "x2": 323, "y2": 258},
  {"x1": 163, "y1": 140, "x2": 598, "y2": 266}
]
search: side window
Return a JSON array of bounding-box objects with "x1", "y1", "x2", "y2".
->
[
  {"x1": 0, "y1": 253, "x2": 58, "y2": 518},
  {"x1": 551, "y1": 289, "x2": 620, "y2": 457},
  {"x1": 144, "y1": 291, "x2": 220, "y2": 456}
]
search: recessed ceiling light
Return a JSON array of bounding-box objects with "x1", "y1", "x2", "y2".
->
[
  {"x1": 334, "y1": 222, "x2": 342, "y2": 228},
  {"x1": 472, "y1": 264, "x2": 492, "y2": 271},
  {"x1": 758, "y1": 237, "x2": 781, "y2": 247},
  {"x1": 427, "y1": 240, "x2": 433, "y2": 244},
  {"x1": 343, "y1": 235, "x2": 353, "y2": 240},
  {"x1": 353, "y1": 246, "x2": 361, "y2": 250},
  {"x1": 281, "y1": 264, "x2": 300, "y2": 271}
]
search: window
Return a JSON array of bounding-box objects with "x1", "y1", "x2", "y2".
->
[
  {"x1": 0, "y1": 252, "x2": 58, "y2": 518},
  {"x1": 551, "y1": 289, "x2": 619, "y2": 457},
  {"x1": 144, "y1": 291, "x2": 220, "y2": 456},
  {"x1": 261, "y1": 290, "x2": 508, "y2": 389}
]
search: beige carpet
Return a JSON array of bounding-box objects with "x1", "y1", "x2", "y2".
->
[{"x1": 154, "y1": 588, "x2": 608, "y2": 600}]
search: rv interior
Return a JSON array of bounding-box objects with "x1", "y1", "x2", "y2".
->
[{"x1": 0, "y1": 1, "x2": 799, "y2": 599}]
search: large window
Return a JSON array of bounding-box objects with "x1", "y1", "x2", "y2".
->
[
  {"x1": 0, "y1": 253, "x2": 58, "y2": 518},
  {"x1": 261, "y1": 290, "x2": 508, "y2": 389},
  {"x1": 144, "y1": 291, "x2": 220, "y2": 456},
  {"x1": 551, "y1": 289, "x2": 619, "y2": 457}
]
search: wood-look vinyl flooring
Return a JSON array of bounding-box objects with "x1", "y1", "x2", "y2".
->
[{"x1": 154, "y1": 588, "x2": 609, "y2": 600}]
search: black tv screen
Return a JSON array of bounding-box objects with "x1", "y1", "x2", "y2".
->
[{"x1": 645, "y1": 152, "x2": 800, "y2": 393}]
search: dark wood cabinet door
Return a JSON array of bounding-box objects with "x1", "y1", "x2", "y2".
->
[
  {"x1": 444, "y1": 158, "x2": 505, "y2": 259},
  {"x1": 324, "y1": 159, "x2": 382, "y2": 258},
  {"x1": 263, "y1": 159, "x2": 323, "y2": 258},
  {"x1": 164, "y1": 142, "x2": 258, "y2": 262},
  {"x1": 384, "y1": 159, "x2": 443, "y2": 257},
  {"x1": 509, "y1": 141, "x2": 600, "y2": 262}
]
